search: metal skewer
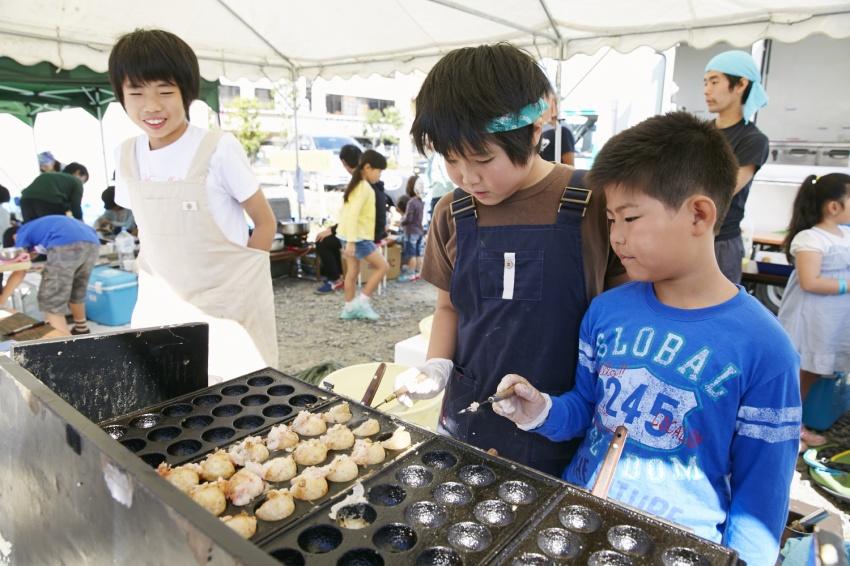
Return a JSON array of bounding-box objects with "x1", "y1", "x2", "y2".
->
[{"x1": 458, "y1": 384, "x2": 518, "y2": 415}]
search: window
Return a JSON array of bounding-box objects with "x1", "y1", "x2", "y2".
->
[
  {"x1": 219, "y1": 84, "x2": 240, "y2": 103},
  {"x1": 255, "y1": 88, "x2": 274, "y2": 106},
  {"x1": 366, "y1": 98, "x2": 394, "y2": 112},
  {"x1": 326, "y1": 94, "x2": 343, "y2": 114}
]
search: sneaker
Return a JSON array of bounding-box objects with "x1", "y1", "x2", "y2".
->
[
  {"x1": 357, "y1": 300, "x2": 380, "y2": 321},
  {"x1": 801, "y1": 427, "x2": 827, "y2": 447},
  {"x1": 398, "y1": 273, "x2": 413, "y2": 282},
  {"x1": 331, "y1": 278, "x2": 345, "y2": 291},
  {"x1": 340, "y1": 302, "x2": 359, "y2": 320},
  {"x1": 315, "y1": 280, "x2": 334, "y2": 294}
]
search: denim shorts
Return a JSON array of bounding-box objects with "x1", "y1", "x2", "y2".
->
[
  {"x1": 340, "y1": 239, "x2": 378, "y2": 260},
  {"x1": 402, "y1": 234, "x2": 424, "y2": 260}
]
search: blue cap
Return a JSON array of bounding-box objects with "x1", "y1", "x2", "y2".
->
[{"x1": 37, "y1": 151, "x2": 57, "y2": 167}]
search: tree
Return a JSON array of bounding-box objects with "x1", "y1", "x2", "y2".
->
[
  {"x1": 227, "y1": 97, "x2": 266, "y2": 161},
  {"x1": 365, "y1": 106, "x2": 403, "y2": 147}
]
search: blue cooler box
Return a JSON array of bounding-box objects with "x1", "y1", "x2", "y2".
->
[
  {"x1": 803, "y1": 373, "x2": 850, "y2": 430},
  {"x1": 85, "y1": 266, "x2": 138, "y2": 326}
]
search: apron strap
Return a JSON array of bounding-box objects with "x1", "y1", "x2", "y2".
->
[
  {"x1": 119, "y1": 137, "x2": 140, "y2": 181},
  {"x1": 185, "y1": 130, "x2": 225, "y2": 182},
  {"x1": 558, "y1": 169, "x2": 592, "y2": 218},
  {"x1": 450, "y1": 188, "x2": 477, "y2": 220}
]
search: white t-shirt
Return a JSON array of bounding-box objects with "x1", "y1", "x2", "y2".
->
[
  {"x1": 114, "y1": 125, "x2": 258, "y2": 246},
  {"x1": 789, "y1": 225, "x2": 850, "y2": 256}
]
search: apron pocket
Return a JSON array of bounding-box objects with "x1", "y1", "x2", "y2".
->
[{"x1": 478, "y1": 249, "x2": 544, "y2": 302}]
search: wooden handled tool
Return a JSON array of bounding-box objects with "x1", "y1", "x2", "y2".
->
[
  {"x1": 360, "y1": 362, "x2": 387, "y2": 406},
  {"x1": 458, "y1": 384, "x2": 518, "y2": 415},
  {"x1": 591, "y1": 426, "x2": 629, "y2": 499}
]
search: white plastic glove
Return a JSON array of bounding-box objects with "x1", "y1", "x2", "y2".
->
[
  {"x1": 492, "y1": 374, "x2": 552, "y2": 430},
  {"x1": 394, "y1": 358, "x2": 454, "y2": 407}
]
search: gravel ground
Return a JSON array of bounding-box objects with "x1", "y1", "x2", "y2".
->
[{"x1": 272, "y1": 274, "x2": 437, "y2": 374}]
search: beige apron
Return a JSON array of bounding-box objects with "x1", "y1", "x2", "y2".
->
[{"x1": 120, "y1": 131, "x2": 278, "y2": 383}]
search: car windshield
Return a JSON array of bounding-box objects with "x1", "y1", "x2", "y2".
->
[{"x1": 313, "y1": 136, "x2": 359, "y2": 152}]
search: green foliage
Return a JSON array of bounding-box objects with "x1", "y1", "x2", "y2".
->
[
  {"x1": 227, "y1": 97, "x2": 266, "y2": 161},
  {"x1": 365, "y1": 106, "x2": 403, "y2": 147}
]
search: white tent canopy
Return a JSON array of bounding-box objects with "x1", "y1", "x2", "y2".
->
[{"x1": 2, "y1": 0, "x2": 850, "y2": 80}]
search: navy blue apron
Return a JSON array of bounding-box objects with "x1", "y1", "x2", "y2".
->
[{"x1": 440, "y1": 171, "x2": 590, "y2": 476}]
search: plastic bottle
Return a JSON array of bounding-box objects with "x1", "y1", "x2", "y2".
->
[{"x1": 115, "y1": 228, "x2": 135, "y2": 271}]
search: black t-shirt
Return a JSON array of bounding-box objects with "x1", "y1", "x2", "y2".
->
[
  {"x1": 717, "y1": 120, "x2": 769, "y2": 241},
  {"x1": 539, "y1": 125, "x2": 576, "y2": 162},
  {"x1": 372, "y1": 181, "x2": 394, "y2": 242}
]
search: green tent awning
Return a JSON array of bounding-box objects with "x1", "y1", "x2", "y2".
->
[{"x1": 0, "y1": 57, "x2": 220, "y2": 125}]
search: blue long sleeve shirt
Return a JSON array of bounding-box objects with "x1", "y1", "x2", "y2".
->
[{"x1": 536, "y1": 282, "x2": 800, "y2": 565}]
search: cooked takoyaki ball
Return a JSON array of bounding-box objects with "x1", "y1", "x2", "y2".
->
[
  {"x1": 324, "y1": 455, "x2": 359, "y2": 483},
  {"x1": 190, "y1": 479, "x2": 227, "y2": 516},
  {"x1": 290, "y1": 467, "x2": 329, "y2": 501},
  {"x1": 226, "y1": 467, "x2": 265, "y2": 507},
  {"x1": 157, "y1": 462, "x2": 200, "y2": 493},
  {"x1": 350, "y1": 438, "x2": 386, "y2": 466},
  {"x1": 199, "y1": 450, "x2": 236, "y2": 482},
  {"x1": 322, "y1": 402, "x2": 352, "y2": 424},
  {"x1": 293, "y1": 438, "x2": 328, "y2": 466},
  {"x1": 259, "y1": 455, "x2": 298, "y2": 482},
  {"x1": 221, "y1": 512, "x2": 257, "y2": 539},
  {"x1": 228, "y1": 436, "x2": 269, "y2": 466},
  {"x1": 352, "y1": 418, "x2": 380, "y2": 437},
  {"x1": 321, "y1": 424, "x2": 355, "y2": 451},
  {"x1": 255, "y1": 489, "x2": 296, "y2": 522},
  {"x1": 380, "y1": 426, "x2": 412, "y2": 451},
  {"x1": 265, "y1": 423, "x2": 299, "y2": 451},
  {"x1": 292, "y1": 411, "x2": 327, "y2": 436}
]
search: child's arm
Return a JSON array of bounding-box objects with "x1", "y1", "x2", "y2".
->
[
  {"x1": 242, "y1": 190, "x2": 276, "y2": 251},
  {"x1": 427, "y1": 289, "x2": 457, "y2": 360},
  {"x1": 0, "y1": 270, "x2": 26, "y2": 306},
  {"x1": 795, "y1": 250, "x2": 845, "y2": 294},
  {"x1": 723, "y1": 370, "x2": 801, "y2": 564}
]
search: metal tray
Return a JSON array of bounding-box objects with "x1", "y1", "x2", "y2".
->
[
  {"x1": 259, "y1": 435, "x2": 563, "y2": 565},
  {"x1": 498, "y1": 486, "x2": 739, "y2": 565},
  {"x1": 99, "y1": 369, "x2": 333, "y2": 467}
]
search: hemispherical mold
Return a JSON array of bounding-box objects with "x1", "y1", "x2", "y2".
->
[
  {"x1": 661, "y1": 547, "x2": 709, "y2": 566},
  {"x1": 372, "y1": 523, "x2": 418, "y2": 553},
  {"x1": 559, "y1": 505, "x2": 602, "y2": 533},
  {"x1": 396, "y1": 465, "x2": 433, "y2": 488},
  {"x1": 140, "y1": 453, "x2": 167, "y2": 467},
  {"x1": 459, "y1": 464, "x2": 496, "y2": 487},
  {"x1": 498, "y1": 480, "x2": 537, "y2": 505},
  {"x1": 405, "y1": 501, "x2": 448, "y2": 529},
  {"x1": 367, "y1": 484, "x2": 406, "y2": 507},
  {"x1": 268, "y1": 384, "x2": 295, "y2": 396},
  {"x1": 192, "y1": 393, "x2": 222, "y2": 407},
  {"x1": 335, "y1": 503, "x2": 377, "y2": 530},
  {"x1": 182, "y1": 415, "x2": 213, "y2": 429},
  {"x1": 433, "y1": 482, "x2": 473, "y2": 506},
  {"x1": 234, "y1": 415, "x2": 265, "y2": 430},
  {"x1": 447, "y1": 521, "x2": 492, "y2": 553},
  {"x1": 130, "y1": 414, "x2": 160, "y2": 429},
  {"x1": 338, "y1": 548, "x2": 384, "y2": 566},
  {"x1": 536, "y1": 527, "x2": 582, "y2": 560},
  {"x1": 588, "y1": 550, "x2": 633, "y2": 566},
  {"x1": 474, "y1": 499, "x2": 515, "y2": 527},
  {"x1": 120, "y1": 438, "x2": 146, "y2": 452},
  {"x1": 607, "y1": 525, "x2": 652, "y2": 556},
  {"x1": 511, "y1": 553, "x2": 552, "y2": 566},
  {"x1": 297, "y1": 525, "x2": 343, "y2": 554},
  {"x1": 263, "y1": 404, "x2": 293, "y2": 418},
  {"x1": 415, "y1": 547, "x2": 462, "y2": 566},
  {"x1": 421, "y1": 451, "x2": 457, "y2": 470},
  {"x1": 167, "y1": 439, "x2": 203, "y2": 457},
  {"x1": 147, "y1": 426, "x2": 181, "y2": 442},
  {"x1": 247, "y1": 375, "x2": 275, "y2": 387},
  {"x1": 201, "y1": 427, "x2": 235, "y2": 443},
  {"x1": 221, "y1": 384, "x2": 249, "y2": 396},
  {"x1": 289, "y1": 394, "x2": 318, "y2": 407},
  {"x1": 241, "y1": 394, "x2": 270, "y2": 407},
  {"x1": 269, "y1": 548, "x2": 306, "y2": 566},
  {"x1": 161, "y1": 403, "x2": 193, "y2": 417},
  {"x1": 103, "y1": 425, "x2": 126, "y2": 440},
  {"x1": 212, "y1": 404, "x2": 242, "y2": 417}
]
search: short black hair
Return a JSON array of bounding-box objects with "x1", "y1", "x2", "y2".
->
[
  {"x1": 109, "y1": 29, "x2": 200, "y2": 115},
  {"x1": 587, "y1": 111, "x2": 737, "y2": 233},
  {"x1": 102, "y1": 186, "x2": 117, "y2": 209},
  {"x1": 339, "y1": 144, "x2": 362, "y2": 169},
  {"x1": 63, "y1": 162, "x2": 89, "y2": 180},
  {"x1": 411, "y1": 43, "x2": 551, "y2": 165},
  {"x1": 0, "y1": 184, "x2": 9, "y2": 204},
  {"x1": 723, "y1": 73, "x2": 753, "y2": 105}
]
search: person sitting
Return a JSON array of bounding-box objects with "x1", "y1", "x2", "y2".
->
[
  {"x1": 0, "y1": 215, "x2": 100, "y2": 335},
  {"x1": 20, "y1": 162, "x2": 89, "y2": 222},
  {"x1": 94, "y1": 186, "x2": 136, "y2": 237}
]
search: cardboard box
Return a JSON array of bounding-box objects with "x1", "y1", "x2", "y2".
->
[{"x1": 359, "y1": 243, "x2": 401, "y2": 280}]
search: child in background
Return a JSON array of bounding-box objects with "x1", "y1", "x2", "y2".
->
[
  {"x1": 94, "y1": 186, "x2": 136, "y2": 236},
  {"x1": 494, "y1": 112, "x2": 800, "y2": 565},
  {"x1": 108, "y1": 29, "x2": 278, "y2": 382},
  {"x1": 778, "y1": 173, "x2": 850, "y2": 448},
  {"x1": 399, "y1": 175, "x2": 425, "y2": 282},
  {"x1": 337, "y1": 149, "x2": 389, "y2": 321}
]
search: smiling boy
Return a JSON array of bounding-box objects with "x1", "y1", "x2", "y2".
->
[
  {"x1": 108, "y1": 29, "x2": 278, "y2": 382},
  {"x1": 493, "y1": 112, "x2": 800, "y2": 565}
]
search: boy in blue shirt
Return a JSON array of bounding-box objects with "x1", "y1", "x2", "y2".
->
[
  {"x1": 0, "y1": 215, "x2": 99, "y2": 335},
  {"x1": 493, "y1": 112, "x2": 800, "y2": 565}
]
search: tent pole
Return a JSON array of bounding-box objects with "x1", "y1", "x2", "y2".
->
[
  {"x1": 291, "y1": 69, "x2": 303, "y2": 220},
  {"x1": 96, "y1": 90, "x2": 109, "y2": 183}
]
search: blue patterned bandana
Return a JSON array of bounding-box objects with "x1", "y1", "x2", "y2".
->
[{"x1": 485, "y1": 98, "x2": 549, "y2": 133}]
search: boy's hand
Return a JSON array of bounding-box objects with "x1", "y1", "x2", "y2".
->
[
  {"x1": 394, "y1": 358, "x2": 453, "y2": 407},
  {"x1": 492, "y1": 374, "x2": 550, "y2": 428}
]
